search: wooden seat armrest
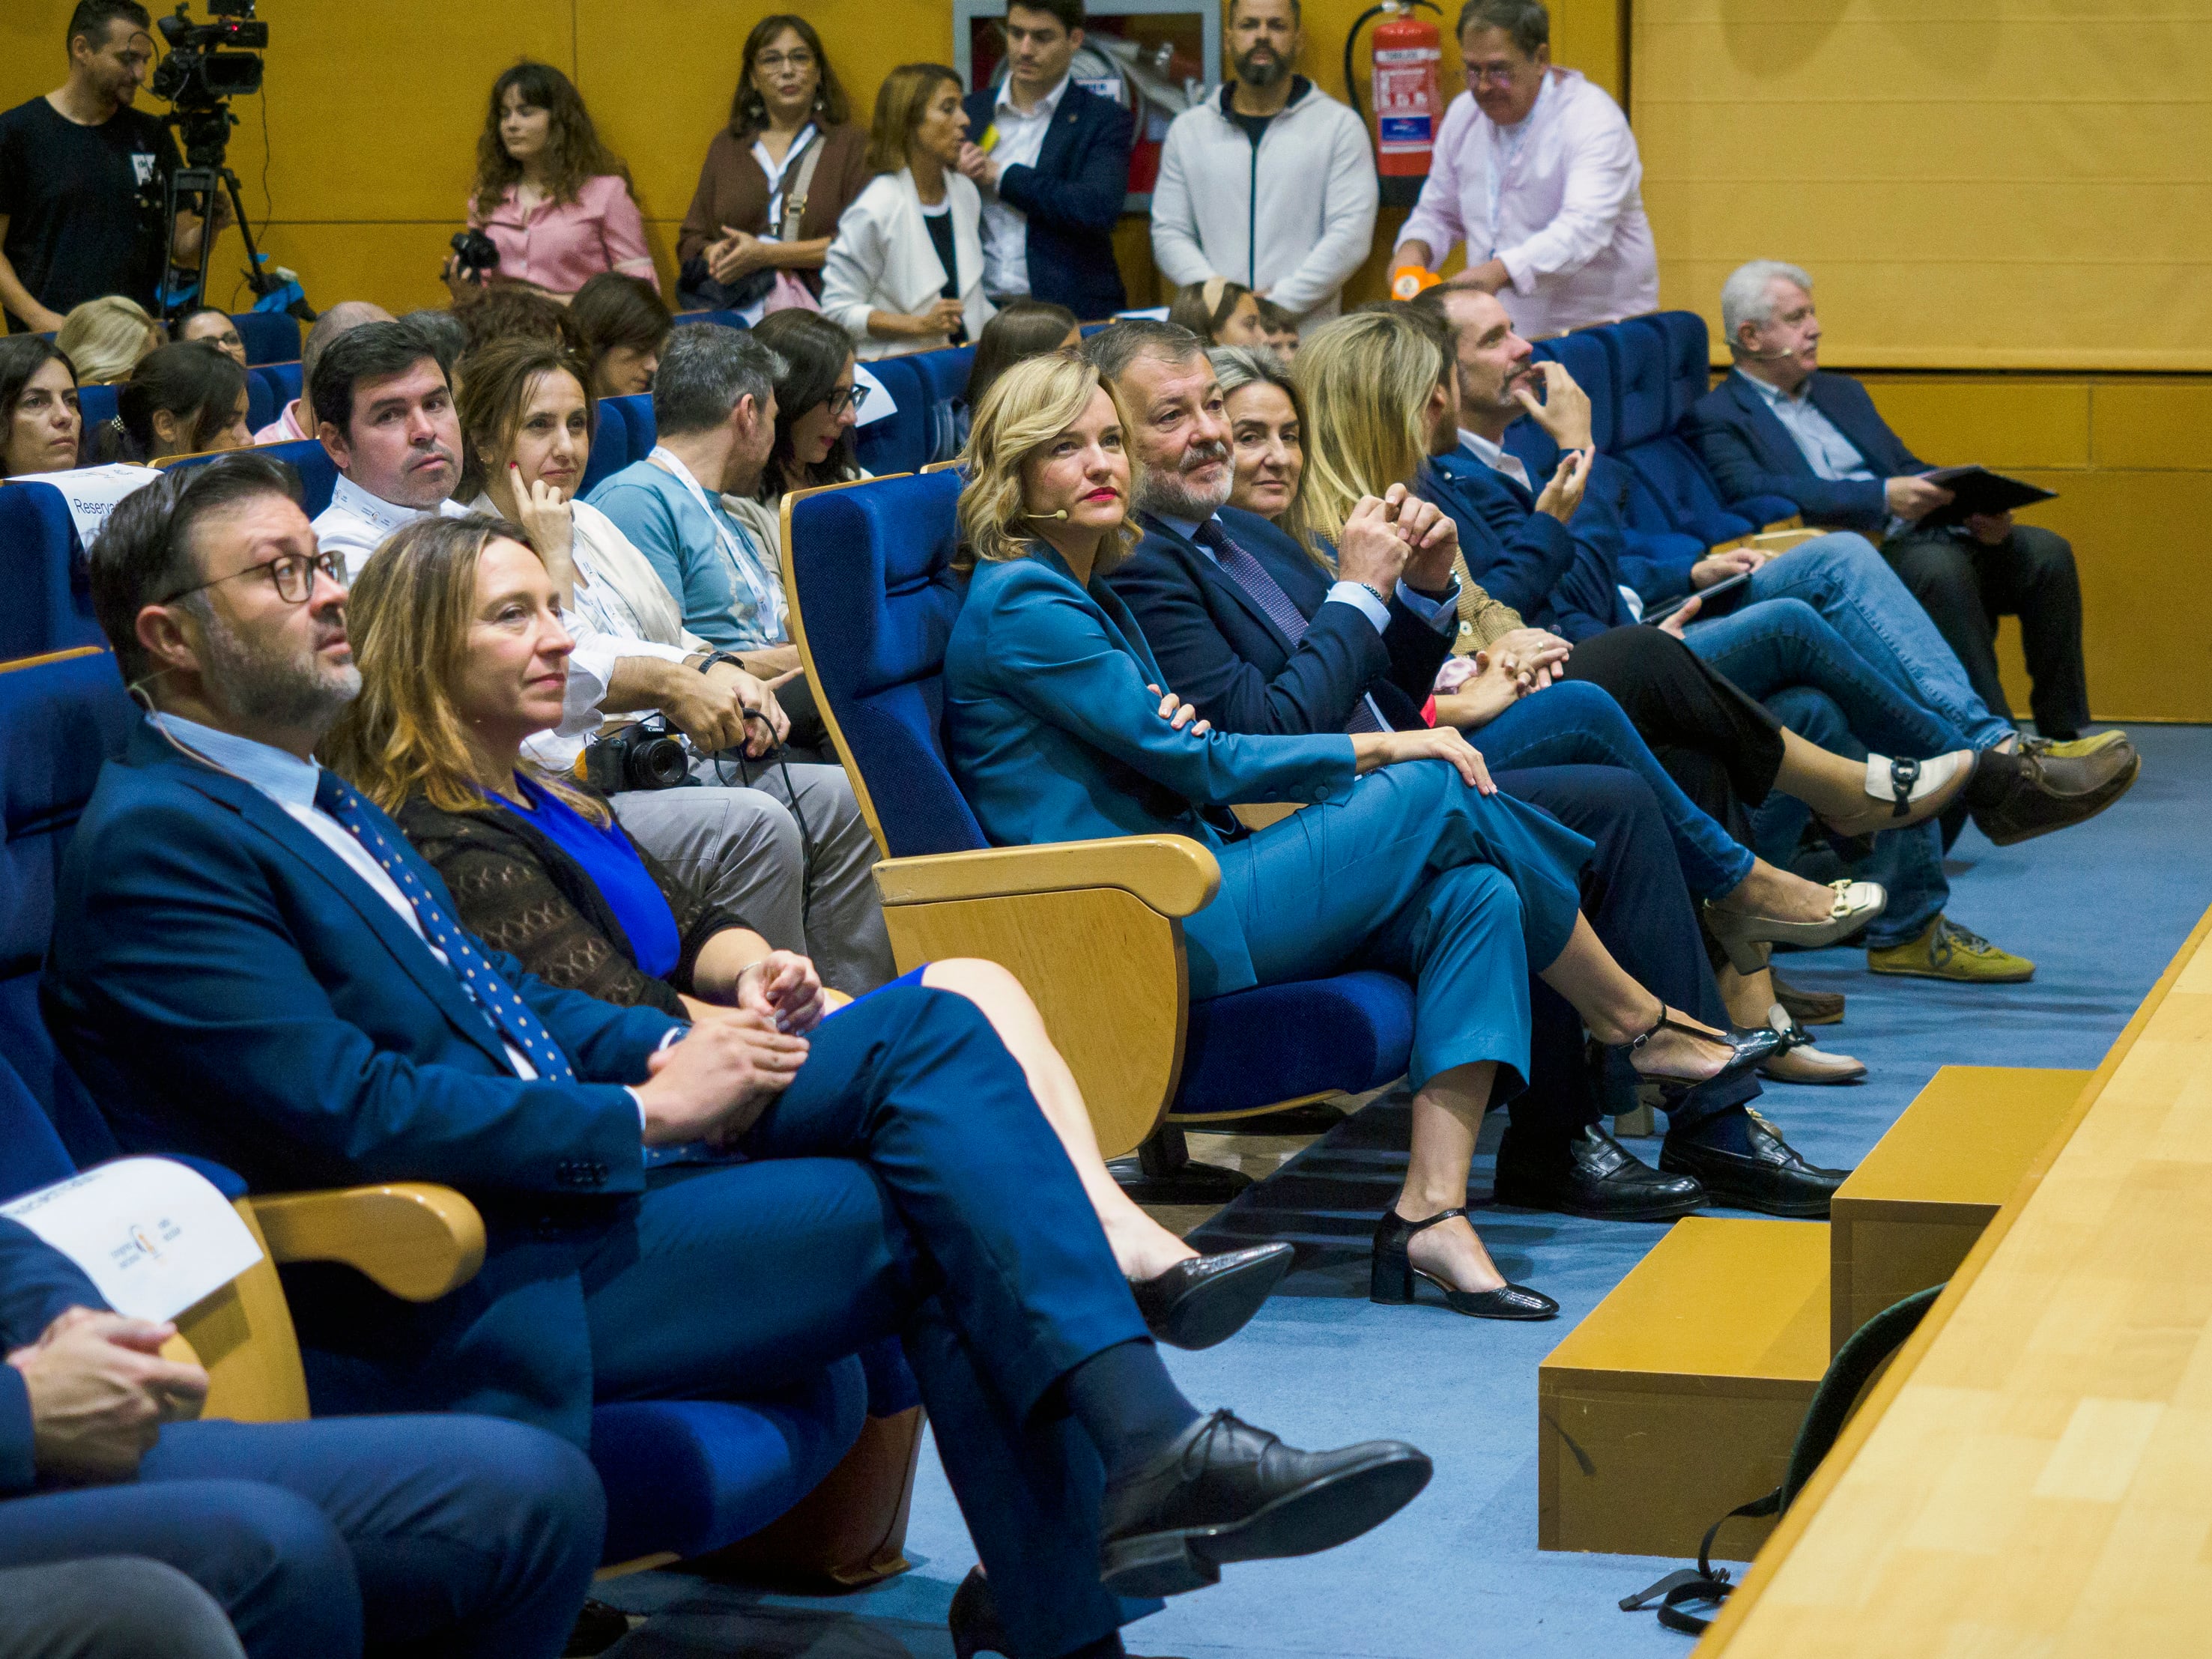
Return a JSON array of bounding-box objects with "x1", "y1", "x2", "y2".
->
[
  {"x1": 1761, "y1": 513, "x2": 1806, "y2": 531},
  {"x1": 873, "y1": 836, "x2": 1220, "y2": 918},
  {"x1": 1751, "y1": 527, "x2": 1826, "y2": 553},
  {"x1": 249, "y1": 1183, "x2": 487, "y2": 1302}
]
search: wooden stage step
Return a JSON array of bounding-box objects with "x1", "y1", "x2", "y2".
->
[
  {"x1": 1539, "y1": 1216, "x2": 1828, "y2": 1559},
  {"x1": 1828, "y1": 1064, "x2": 2087, "y2": 1352}
]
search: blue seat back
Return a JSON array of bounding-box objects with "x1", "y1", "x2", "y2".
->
[
  {"x1": 164, "y1": 437, "x2": 339, "y2": 518},
  {"x1": 578, "y1": 399, "x2": 631, "y2": 497},
  {"x1": 77, "y1": 384, "x2": 119, "y2": 434},
  {"x1": 787, "y1": 472, "x2": 984, "y2": 858},
  {"x1": 1542, "y1": 331, "x2": 1615, "y2": 452},
  {"x1": 1600, "y1": 320, "x2": 1670, "y2": 449},
  {"x1": 259, "y1": 361, "x2": 303, "y2": 409},
  {"x1": 1654, "y1": 310, "x2": 1712, "y2": 426},
  {"x1": 232, "y1": 312, "x2": 302, "y2": 366},
  {"x1": 853, "y1": 357, "x2": 930, "y2": 479},
  {"x1": 0, "y1": 483, "x2": 103, "y2": 659},
  {"x1": 0, "y1": 652, "x2": 135, "y2": 1168},
  {"x1": 602, "y1": 392, "x2": 655, "y2": 457},
  {"x1": 905, "y1": 345, "x2": 978, "y2": 463},
  {"x1": 672, "y1": 309, "x2": 750, "y2": 332},
  {"x1": 245, "y1": 366, "x2": 279, "y2": 434}
]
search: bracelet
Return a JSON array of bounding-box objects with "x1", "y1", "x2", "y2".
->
[{"x1": 696, "y1": 651, "x2": 745, "y2": 676}]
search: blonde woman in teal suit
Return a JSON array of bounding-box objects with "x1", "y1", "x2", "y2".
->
[{"x1": 944, "y1": 354, "x2": 1778, "y2": 1320}]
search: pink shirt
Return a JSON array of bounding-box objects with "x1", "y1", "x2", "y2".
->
[
  {"x1": 468, "y1": 174, "x2": 658, "y2": 297},
  {"x1": 253, "y1": 399, "x2": 306, "y2": 445},
  {"x1": 1399, "y1": 69, "x2": 1658, "y2": 339}
]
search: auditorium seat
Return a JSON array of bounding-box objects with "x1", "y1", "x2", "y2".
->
[
  {"x1": 781, "y1": 471, "x2": 1416, "y2": 1162},
  {"x1": 162, "y1": 437, "x2": 339, "y2": 517},
  {"x1": 1604, "y1": 318, "x2": 1760, "y2": 549},
  {"x1": 580, "y1": 397, "x2": 634, "y2": 497},
  {"x1": 673, "y1": 309, "x2": 751, "y2": 332},
  {"x1": 259, "y1": 360, "x2": 303, "y2": 410},
  {"x1": 903, "y1": 345, "x2": 978, "y2": 464},
  {"x1": 0, "y1": 648, "x2": 922, "y2": 1576},
  {"x1": 244, "y1": 366, "x2": 278, "y2": 434},
  {"x1": 853, "y1": 356, "x2": 930, "y2": 478},
  {"x1": 231, "y1": 310, "x2": 303, "y2": 366},
  {"x1": 76, "y1": 383, "x2": 118, "y2": 433},
  {"x1": 0, "y1": 483, "x2": 103, "y2": 661}
]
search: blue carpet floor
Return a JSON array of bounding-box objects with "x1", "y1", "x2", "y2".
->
[{"x1": 598, "y1": 726, "x2": 2212, "y2": 1659}]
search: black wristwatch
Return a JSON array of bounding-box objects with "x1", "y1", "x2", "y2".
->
[{"x1": 695, "y1": 651, "x2": 747, "y2": 676}]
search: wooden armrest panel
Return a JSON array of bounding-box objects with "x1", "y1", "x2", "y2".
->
[
  {"x1": 1751, "y1": 528, "x2": 1826, "y2": 553},
  {"x1": 873, "y1": 835, "x2": 1219, "y2": 918},
  {"x1": 251, "y1": 1183, "x2": 486, "y2": 1302},
  {"x1": 1760, "y1": 513, "x2": 1805, "y2": 532}
]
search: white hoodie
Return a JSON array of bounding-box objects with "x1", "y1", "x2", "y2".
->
[{"x1": 1149, "y1": 77, "x2": 1380, "y2": 327}]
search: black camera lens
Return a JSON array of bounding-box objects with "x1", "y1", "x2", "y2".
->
[{"x1": 625, "y1": 735, "x2": 692, "y2": 790}]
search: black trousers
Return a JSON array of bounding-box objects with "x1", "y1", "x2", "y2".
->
[
  {"x1": 1555, "y1": 623, "x2": 1787, "y2": 844},
  {"x1": 1880, "y1": 524, "x2": 2090, "y2": 737}
]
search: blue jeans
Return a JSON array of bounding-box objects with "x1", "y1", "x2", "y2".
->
[
  {"x1": 1460, "y1": 679, "x2": 1754, "y2": 900},
  {"x1": 1747, "y1": 685, "x2": 1948, "y2": 948},
  {"x1": 1694, "y1": 533, "x2": 2016, "y2": 750},
  {"x1": 1682, "y1": 596, "x2": 1969, "y2": 758}
]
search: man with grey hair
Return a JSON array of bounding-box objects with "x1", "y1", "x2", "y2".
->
[
  {"x1": 1690, "y1": 259, "x2": 2102, "y2": 746},
  {"x1": 1393, "y1": 0, "x2": 1657, "y2": 339},
  {"x1": 583, "y1": 323, "x2": 896, "y2": 995},
  {"x1": 252, "y1": 300, "x2": 393, "y2": 444}
]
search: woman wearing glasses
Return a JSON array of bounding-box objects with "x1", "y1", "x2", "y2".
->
[
  {"x1": 749, "y1": 311, "x2": 869, "y2": 506},
  {"x1": 677, "y1": 15, "x2": 870, "y2": 313}
]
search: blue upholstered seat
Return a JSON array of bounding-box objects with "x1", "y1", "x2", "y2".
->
[
  {"x1": 231, "y1": 311, "x2": 303, "y2": 366},
  {"x1": 0, "y1": 652, "x2": 897, "y2": 1567},
  {"x1": 1649, "y1": 311, "x2": 1802, "y2": 528},
  {"x1": 0, "y1": 482, "x2": 104, "y2": 661},
  {"x1": 787, "y1": 473, "x2": 1416, "y2": 1119},
  {"x1": 579, "y1": 398, "x2": 633, "y2": 497},
  {"x1": 672, "y1": 309, "x2": 751, "y2": 332},
  {"x1": 77, "y1": 384, "x2": 118, "y2": 433},
  {"x1": 245, "y1": 366, "x2": 278, "y2": 434},
  {"x1": 164, "y1": 437, "x2": 339, "y2": 518},
  {"x1": 258, "y1": 360, "x2": 303, "y2": 408},
  {"x1": 854, "y1": 356, "x2": 931, "y2": 479},
  {"x1": 903, "y1": 345, "x2": 978, "y2": 464}
]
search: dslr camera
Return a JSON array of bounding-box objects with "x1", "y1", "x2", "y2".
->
[
  {"x1": 449, "y1": 228, "x2": 501, "y2": 282},
  {"x1": 584, "y1": 716, "x2": 694, "y2": 794}
]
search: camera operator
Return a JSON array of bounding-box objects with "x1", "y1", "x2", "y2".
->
[{"x1": 0, "y1": 1, "x2": 230, "y2": 333}]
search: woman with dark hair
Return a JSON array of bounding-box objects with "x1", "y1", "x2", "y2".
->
[
  {"x1": 965, "y1": 297, "x2": 1079, "y2": 410},
  {"x1": 90, "y1": 341, "x2": 251, "y2": 465},
  {"x1": 174, "y1": 308, "x2": 248, "y2": 365},
  {"x1": 677, "y1": 15, "x2": 870, "y2": 313},
  {"x1": 822, "y1": 64, "x2": 993, "y2": 358},
  {"x1": 569, "y1": 272, "x2": 671, "y2": 398},
  {"x1": 1166, "y1": 278, "x2": 1267, "y2": 348},
  {"x1": 447, "y1": 61, "x2": 656, "y2": 302},
  {"x1": 0, "y1": 335, "x2": 81, "y2": 478},
  {"x1": 750, "y1": 309, "x2": 866, "y2": 506}
]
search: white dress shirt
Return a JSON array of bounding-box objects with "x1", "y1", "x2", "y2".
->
[
  {"x1": 978, "y1": 73, "x2": 1070, "y2": 300},
  {"x1": 310, "y1": 475, "x2": 470, "y2": 582},
  {"x1": 1456, "y1": 428, "x2": 1532, "y2": 491},
  {"x1": 1399, "y1": 68, "x2": 1659, "y2": 339}
]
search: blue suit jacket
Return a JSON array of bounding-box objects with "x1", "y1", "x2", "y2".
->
[
  {"x1": 0, "y1": 1221, "x2": 105, "y2": 1493},
  {"x1": 1687, "y1": 370, "x2": 1929, "y2": 535},
  {"x1": 1419, "y1": 451, "x2": 1578, "y2": 619},
  {"x1": 963, "y1": 82, "x2": 1133, "y2": 319},
  {"x1": 1103, "y1": 509, "x2": 1451, "y2": 735},
  {"x1": 42, "y1": 719, "x2": 680, "y2": 1442},
  {"x1": 1422, "y1": 446, "x2": 1633, "y2": 642},
  {"x1": 944, "y1": 548, "x2": 1354, "y2": 998}
]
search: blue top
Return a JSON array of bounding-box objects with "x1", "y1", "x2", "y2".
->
[
  {"x1": 508, "y1": 775, "x2": 681, "y2": 980},
  {"x1": 584, "y1": 458, "x2": 787, "y2": 651}
]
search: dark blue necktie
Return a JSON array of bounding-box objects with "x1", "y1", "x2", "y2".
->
[
  {"x1": 312, "y1": 770, "x2": 575, "y2": 1083},
  {"x1": 1195, "y1": 519, "x2": 1389, "y2": 733}
]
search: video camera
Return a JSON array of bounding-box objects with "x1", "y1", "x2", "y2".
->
[{"x1": 151, "y1": 0, "x2": 265, "y2": 163}]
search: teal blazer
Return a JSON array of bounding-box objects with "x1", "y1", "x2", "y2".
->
[{"x1": 945, "y1": 548, "x2": 1357, "y2": 997}]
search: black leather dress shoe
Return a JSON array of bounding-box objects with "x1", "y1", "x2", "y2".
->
[
  {"x1": 949, "y1": 1568, "x2": 1184, "y2": 1659},
  {"x1": 1493, "y1": 1123, "x2": 1706, "y2": 1222},
  {"x1": 1658, "y1": 1109, "x2": 1850, "y2": 1219},
  {"x1": 1099, "y1": 1411, "x2": 1433, "y2": 1598},
  {"x1": 1130, "y1": 1243, "x2": 1295, "y2": 1351}
]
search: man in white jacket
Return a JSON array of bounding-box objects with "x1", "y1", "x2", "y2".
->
[
  {"x1": 1393, "y1": 0, "x2": 1657, "y2": 339},
  {"x1": 1149, "y1": 0, "x2": 1378, "y2": 328}
]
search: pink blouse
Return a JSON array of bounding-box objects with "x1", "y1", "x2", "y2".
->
[{"x1": 468, "y1": 174, "x2": 659, "y2": 297}]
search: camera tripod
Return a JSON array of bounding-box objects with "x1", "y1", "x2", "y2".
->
[{"x1": 157, "y1": 130, "x2": 303, "y2": 324}]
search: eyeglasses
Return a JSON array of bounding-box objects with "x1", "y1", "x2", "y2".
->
[
  {"x1": 1465, "y1": 63, "x2": 1527, "y2": 88},
  {"x1": 825, "y1": 383, "x2": 872, "y2": 417},
  {"x1": 157, "y1": 549, "x2": 344, "y2": 608},
  {"x1": 755, "y1": 49, "x2": 816, "y2": 73}
]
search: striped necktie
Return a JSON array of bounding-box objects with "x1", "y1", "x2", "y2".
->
[
  {"x1": 312, "y1": 770, "x2": 576, "y2": 1082},
  {"x1": 1194, "y1": 519, "x2": 1390, "y2": 733}
]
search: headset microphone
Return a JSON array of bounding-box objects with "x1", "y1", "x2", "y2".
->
[{"x1": 1027, "y1": 510, "x2": 1070, "y2": 521}]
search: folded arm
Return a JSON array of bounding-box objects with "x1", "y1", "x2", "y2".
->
[{"x1": 999, "y1": 100, "x2": 1135, "y2": 233}]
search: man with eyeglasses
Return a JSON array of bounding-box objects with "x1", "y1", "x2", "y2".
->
[
  {"x1": 1391, "y1": 0, "x2": 1657, "y2": 340},
  {"x1": 0, "y1": 0, "x2": 231, "y2": 333}
]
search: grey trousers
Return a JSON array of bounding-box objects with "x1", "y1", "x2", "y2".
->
[
  {"x1": 610, "y1": 758, "x2": 896, "y2": 996},
  {"x1": 0, "y1": 1559, "x2": 245, "y2": 1659}
]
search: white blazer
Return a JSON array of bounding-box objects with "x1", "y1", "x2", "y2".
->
[{"x1": 821, "y1": 169, "x2": 996, "y2": 360}]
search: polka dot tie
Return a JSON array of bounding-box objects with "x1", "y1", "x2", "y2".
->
[{"x1": 313, "y1": 770, "x2": 576, "y2": 1084}]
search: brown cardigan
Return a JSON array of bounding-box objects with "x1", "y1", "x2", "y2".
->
[{"x1": 676, "y1": 122, "x2": 872, "y2": 270}]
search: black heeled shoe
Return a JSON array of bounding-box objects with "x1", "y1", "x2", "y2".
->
[
  {"x1": 1369, "y1": 1208, "x2": 1557, "y2": 1320},
  {"x1": 1596, "y1": 1004, "x2": 1786, "y2": 1105},
  {"x1": 1130, "y1": 1243, "x2": 1294, "y2": 1350},
  {"x1": 950, "y1": 1566, "x2": 1189, "y2": 1659}
]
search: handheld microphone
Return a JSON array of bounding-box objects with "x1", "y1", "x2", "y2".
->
[{"x1": 1026, "y1": 510, "x2": 1070, "y2": 521}]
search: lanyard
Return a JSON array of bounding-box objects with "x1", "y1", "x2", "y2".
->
[{"x1": 648, "y1": 447, "x2": 784, "y2": 638}]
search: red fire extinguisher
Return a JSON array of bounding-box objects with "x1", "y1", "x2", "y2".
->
[{"x1": 1345, "y1": 1, "x2": 1444, "y2": 180}]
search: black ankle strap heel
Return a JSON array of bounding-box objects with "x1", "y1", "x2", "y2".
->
[{"x1": 1370, "y1": 1207, "x2": 1557, "y2": 1322}]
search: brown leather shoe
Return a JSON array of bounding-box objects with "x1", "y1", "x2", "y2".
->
[
  {"x1": 1771, "y1": 969, "x2": 1843, "y2": 1027},
  {"x1": 1968, "y1": 738, "x2": 2139, "y2": 846}
]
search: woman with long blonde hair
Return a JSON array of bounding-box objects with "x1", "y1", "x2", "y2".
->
[{"x1": 945, "y1": 348, "x2": 1787, "y2": 1317}]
